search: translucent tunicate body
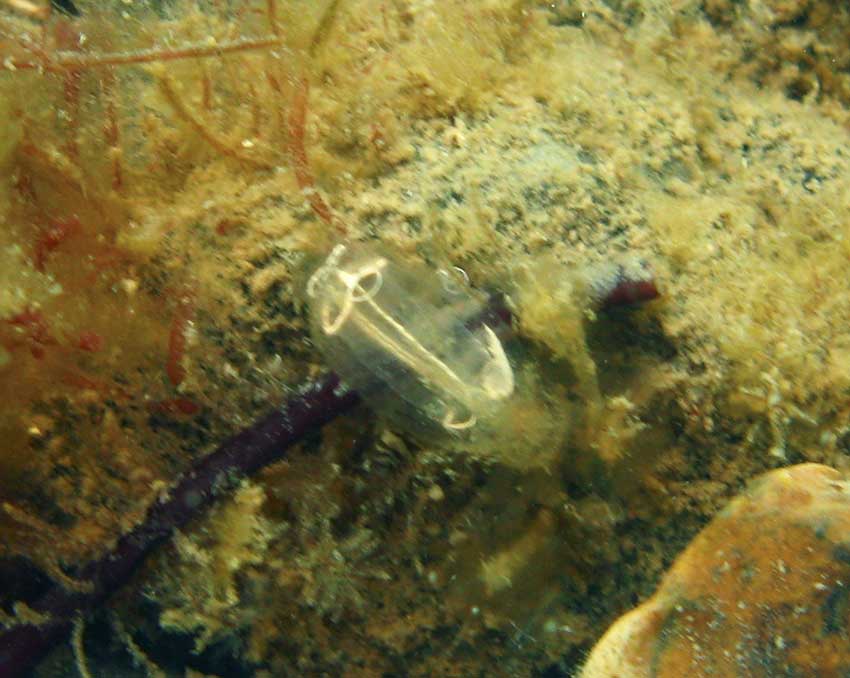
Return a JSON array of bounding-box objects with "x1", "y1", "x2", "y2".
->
[{"x1": 306, "y1": 243, "x2": 514, "y2": 434}]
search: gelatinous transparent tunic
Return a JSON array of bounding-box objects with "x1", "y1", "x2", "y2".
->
[{"x1": 307, "y1": 243, "x2": 514, "y2": 433}]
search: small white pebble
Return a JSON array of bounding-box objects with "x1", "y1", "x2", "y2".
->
[
  {"x1": 265, "y1": 354, "x2": 284, "y2": 375},
  {"x1": 769, "y1": 445, "x2": 787, "y2": 460},
  {"x1": 120, "y1": 278, "x2": 139, "y2": 295},
  {"x1": 427, "y1": 484, "x2": 445, "y2": 502},
  {"x1": 184, "y1": 321, "x2": 198, "y2": 347}
]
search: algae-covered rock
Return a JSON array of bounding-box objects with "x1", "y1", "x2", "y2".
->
[{"x1": 581, "y1": 463, "x2": 850, "y2": 678}]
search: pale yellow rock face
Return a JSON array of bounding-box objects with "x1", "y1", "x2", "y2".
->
[{"x1": 582, "y1": 464, "x2": 850, "y2": 678}]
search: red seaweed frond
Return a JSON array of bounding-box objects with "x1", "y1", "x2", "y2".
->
[
  {"x1": 32, "y1": 215, "x2": 81, "y2": 271},
  {"x1": 3, "y1": 0, "x2": 350, "y2": 232},
  {"x1": 288, "y1": 76, "x2": 343, "y2": 232},
  {"x1": 5, "y1": 307, "x2": 56, "y2": 359},
  {"x1": 1, "y1": 0, "x2": 291, "y2": 196},
  {"x1": 166, "y1": 289, "x2": 195, "y2": 388}
]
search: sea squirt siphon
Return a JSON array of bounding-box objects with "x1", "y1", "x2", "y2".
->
[{"x1": 306, "y1": 243, "x2": 515, "y2": 434}]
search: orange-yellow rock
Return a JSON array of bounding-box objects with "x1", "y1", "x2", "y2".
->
[{"x1": 581, "y1": 463, "x2": 850, "y2": 678}]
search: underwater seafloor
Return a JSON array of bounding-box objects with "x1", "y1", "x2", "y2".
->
[{"x1": 2, "y1": 1, "x2": 850, "y2": 676}]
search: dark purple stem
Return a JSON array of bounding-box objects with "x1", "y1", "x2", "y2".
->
[
  {"x1": 585, "y1": 258, "x2": 661, "y2": 311},
  {"x1": 599, "y1": 276, "x2": 659, "y2": 309},
  {"x1": 0, "y1": 372, "x2": 359, "y2": 678}
]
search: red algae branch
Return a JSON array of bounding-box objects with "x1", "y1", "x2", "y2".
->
[{"x1": 2, "y1": 35, "x2": 287, "y2": 72}]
